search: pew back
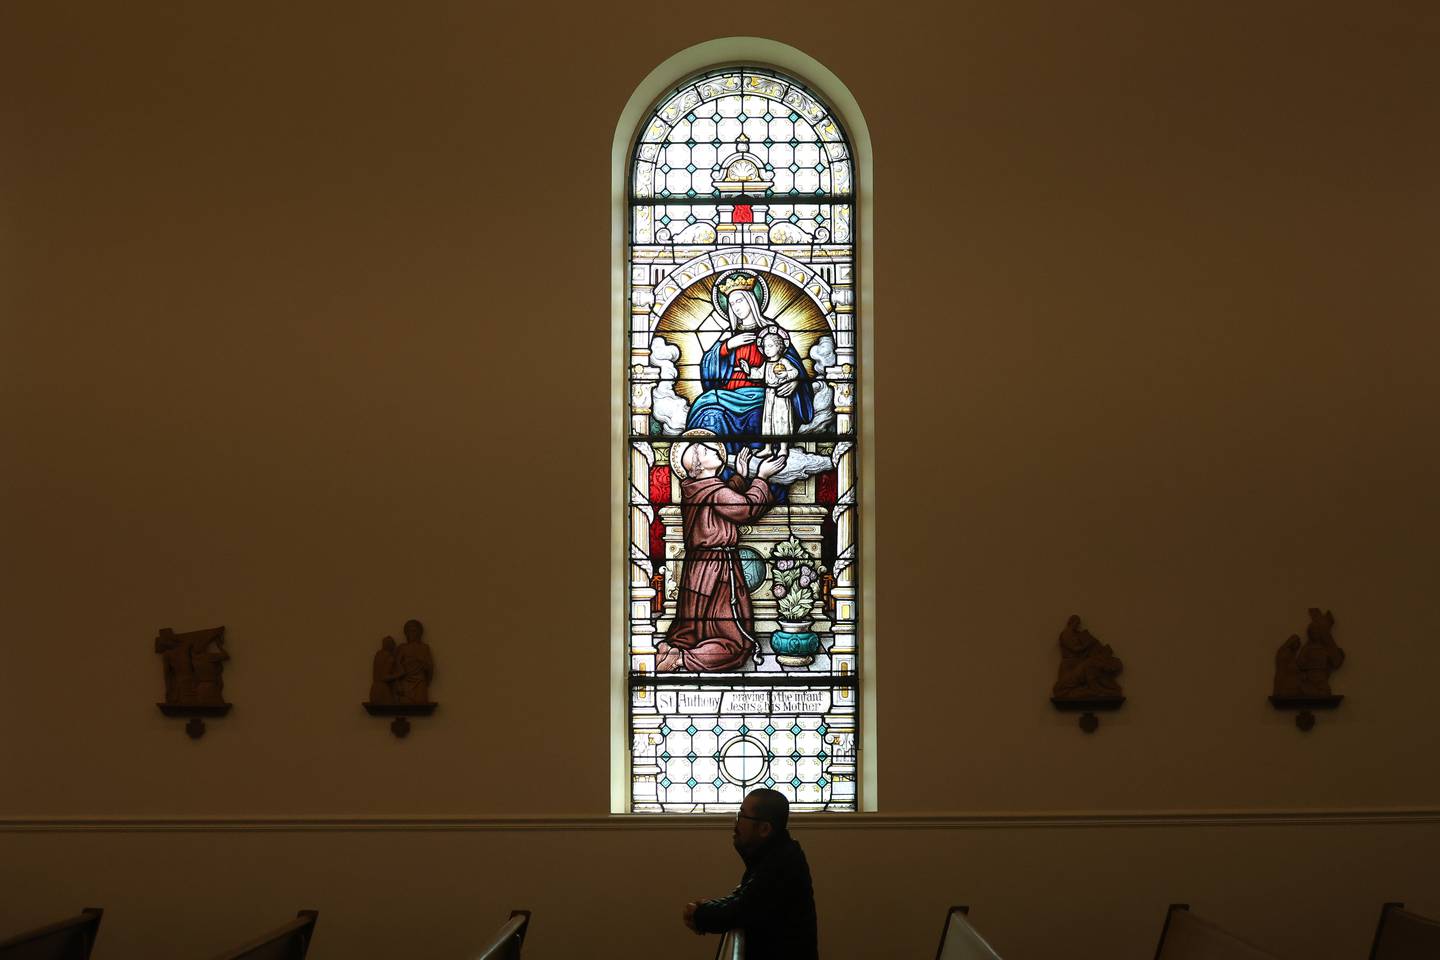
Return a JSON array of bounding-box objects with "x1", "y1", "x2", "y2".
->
[
  {"x1": 1370, "y1": 903, "x2": 1440, "y2": 960},
  {"x1": 1153, "y1": 905, "x2": 1279, "y2": 960},
  {"x1": 0, "y1": 909, "x2": 103, "y2": 960},
  {"x1": 472, "y1": 910, "x2": 530, "y2": 960},
  {"x1": 935, "y1": 906, "x2": 1003, "y2": 960},
  {"x1": 210, "y1": 910, "x2": 318, "y2": 960}
]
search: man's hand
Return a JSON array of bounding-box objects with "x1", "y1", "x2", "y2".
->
[
  {"x1": 757, "y1": 450, "x2": 788, "y2": 481},
  {"x1": 735, "y1": 448, "x2": 753, "y2": 478},
  {"x1": 727, "y1": 332, "x2": 756, "y2": 349},
  {"x1": 683, "y1": 901, "x2": 702, "y2": 934}
]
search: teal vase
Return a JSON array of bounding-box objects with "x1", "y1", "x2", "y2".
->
[{"x1": 772, "y1": 619, "x2": 820, "y2": 666}]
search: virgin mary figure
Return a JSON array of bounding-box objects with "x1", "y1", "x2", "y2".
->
[{"x1": 685, "y1": 271, "x2": 814, "y2": 448}]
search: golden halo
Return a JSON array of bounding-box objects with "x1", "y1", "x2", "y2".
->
[{"x1": 669, "y1": 428, "x2": 723, "y2": 480}]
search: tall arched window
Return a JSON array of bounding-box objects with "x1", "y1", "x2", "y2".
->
[{"x1": 621, "y1": 60, "x2": 865, "y2": 813}]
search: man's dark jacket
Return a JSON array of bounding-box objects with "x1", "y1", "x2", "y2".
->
[{"x1": 693, "y1": 831, "x2": 819, "y2": 960}]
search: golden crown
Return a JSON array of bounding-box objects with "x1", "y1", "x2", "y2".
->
[{"x1": 716, "y1": 273, "x2": 757, "y2": 296}]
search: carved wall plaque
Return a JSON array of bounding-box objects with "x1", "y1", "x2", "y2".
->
[
  {"x1": 1270, "y1": 608, "x2": 1345, "y2": 730},
  {"x1": 363, "y1": 619, "x2": 437, "y2": 737},
  {"x1": 1049, "y1": 614, "x2": 1125, "y2": 733},
  {"x1": 155, "y1": 626, "x2": 230, "y2": 738}
]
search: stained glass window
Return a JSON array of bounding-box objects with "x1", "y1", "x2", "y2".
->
[{"x1": 625, "y1": 67, "x2": 860, "y2": 813}]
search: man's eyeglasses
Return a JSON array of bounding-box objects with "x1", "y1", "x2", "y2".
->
[{"x1": 735, "y1": 813, "x2": 769, "y2": 823}]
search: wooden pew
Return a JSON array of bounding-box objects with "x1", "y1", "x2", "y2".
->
[
  {"x1": 472, "y1": 911, "x2": 531, "y2": 960},
  {"x1": 210, "y1": 911, "x2": 318, "y2": 960},
  {"x1": 934, "y1": 906, "x2": 1003, "y2": 960},
  {"x1": 0, "y1": 908, "x2": 103, "y2": 960},
  {"x1": 1369, "y1": 902, "x2": 1440, "y2": 960},
  {"x1": 713, "y1": 927, "x2": 745, "y2": 960},
  {"x1": 1153, "y1": 905, "x2": 1280, "y2": 960}
]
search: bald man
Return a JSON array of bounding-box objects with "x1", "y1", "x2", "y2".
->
[{"x1": 683, "y1": 788, "x2": 819, "y2": 959}]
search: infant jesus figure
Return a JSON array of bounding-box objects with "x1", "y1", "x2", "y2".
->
[{"x1": 738, "y1": 323, "x2": 802, "y2": 459}]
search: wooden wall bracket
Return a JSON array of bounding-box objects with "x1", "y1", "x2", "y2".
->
[
  {"x1": 1269, "y1": 694, "x2": 1342, "y2": 731},
  {"x1": 156, "y1": 703, "x2": 231, "y2": 739},
  {"x1": 363, "y1": 702, "x2": 438, "y2": 738},
  {"x1": 1051, "y1": 696, "x2": 1125, "y2": 733}
]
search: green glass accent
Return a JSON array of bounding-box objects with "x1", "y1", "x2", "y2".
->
[
  {"x1": 687, "y1": 777, "x2": 699, "y2": 788},
  {"x1": 686, "y1": 724, "x2": 697, "y2": 735},
  {"x1": 660, "y1": 777, "x2": 672, "y2": 788}
]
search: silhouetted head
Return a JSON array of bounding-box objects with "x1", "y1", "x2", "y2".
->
[
  {"x1": 403, "y1": 619, "x2": 423, "y2": 642},
  {"x1": 732, "y1": 788, "x2": 789, "y2": 857}
]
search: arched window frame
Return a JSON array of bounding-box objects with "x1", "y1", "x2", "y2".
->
[{"x1": 610, "y1": 38, "x2": 876, "y2": 814}]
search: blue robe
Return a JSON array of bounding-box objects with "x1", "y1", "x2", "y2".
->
[{"x1": 687, "y1": 338, "x2": 814, "y2": 444}]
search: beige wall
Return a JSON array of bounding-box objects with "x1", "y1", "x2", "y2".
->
[{"x1": 2, "y1": 0, "x2": 1437, "y2": 956}]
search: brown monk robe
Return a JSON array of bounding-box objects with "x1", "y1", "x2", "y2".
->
[{"x1": 659, "y1": 441, "x2": 784, "y2": 673}]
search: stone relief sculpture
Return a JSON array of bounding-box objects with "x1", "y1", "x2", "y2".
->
[
  {"x1": 1052, "y1": 615, "x2": 1124, "y2": 699},
  {"x1": 1270, "y1": 608, "x2": 1345, "y2": 731},
  {"x1": 363, "y1": 619, "x2": 437, "y2": 737},
  {"x1": 1050, "y1": 615, "x2": 1125, "y2": 733},
  {"x1": 154, "y1": 626, "x2": 230, "y2": 738}
]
